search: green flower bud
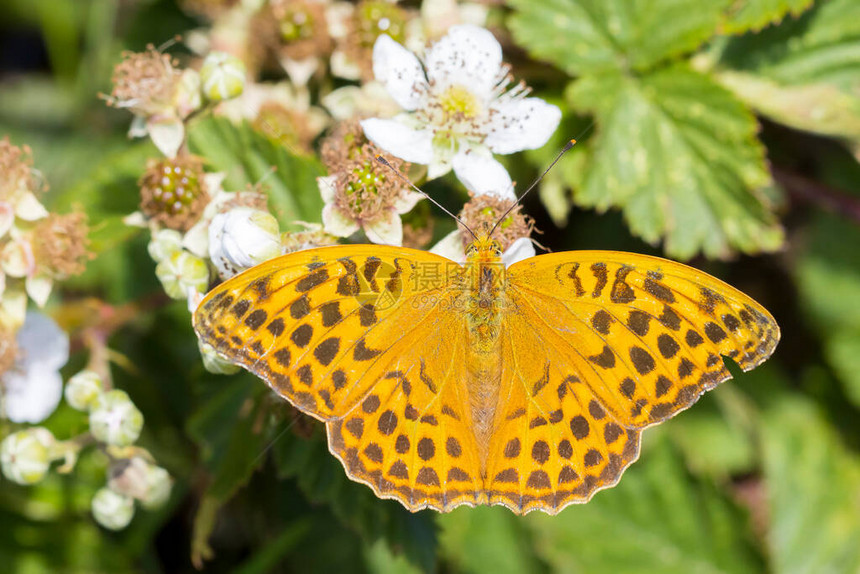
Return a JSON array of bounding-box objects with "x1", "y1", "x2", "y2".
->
[
  {"x1": 64, "y1": 370, "x2": 103, "y2": 411},
  {"x1": 91, "y1": 487, "x2": 135, "y2": 530},
  {"x1": 200, "y1": 51, "x2": 246, "y2": 102},
  {"x1": 199, "y1": 340, "x2": 240, "y2": 375},
  {"x1": 155, "y1": 250, "x2": 210, "y2": 300},
  {"x1": 0, "y1": 428, "x2": 55, "y2": 485},
  {"x1": 147, "y1": 229, "x2": 184, "y2": 263},
  {"x1": 89, "y1": 390, "x2": 144, "y2": 447}
]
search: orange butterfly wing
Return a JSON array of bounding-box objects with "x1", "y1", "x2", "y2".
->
[
  {"x1": 480, "y1": 251, "x2": 779, "y2": 513},
  {"x1": 193, "y1": 245, "x2": 485, "y2": 511},
  {"x1": 194, "y1": 246, "x2": 779, "y2": 514}
]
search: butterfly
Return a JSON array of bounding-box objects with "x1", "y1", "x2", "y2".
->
[{"x1": 192, "y1": 235, "x2": 779, "y2": 514}]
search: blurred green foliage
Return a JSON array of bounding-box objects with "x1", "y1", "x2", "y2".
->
[{"x1": 0, "y1": 0, "x2": 859, "y2": 572}]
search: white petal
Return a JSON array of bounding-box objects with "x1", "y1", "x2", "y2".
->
[
  {"x1": 372, "y1": 34, "x2": 427, "y2": 111},
  {"x1": 502, "y1": 237, "x2": 535, "y2": 267},
  {"x1": 485, "y1": 98, "x2": 561, "y2": 154},
  {"x1": 3, "y1": 364, "x2": 63, "y2": 423},
  {"x1": 123, "y1": 211, "x2": 148, "y2": 228},
  {"x1": 452, "y1": 152, "x2": 515, "y2": 199},
  {"x1": 363, "y1": 210, "x2": 402, "y2": 246},
  {"x1": 25, "y1": 275, "x2": 52, "y2": 308},
  {"x1": 393, "y1": 191, "x2": 424, "y2": 214},
  {"x1": 325, "y1": 2, "x2": 354, "y2": 39},
  {"x1": 330, "y1": 50, "x2": 362, "y2": 81},
  {"x1": 317, "y1": 175, "x2": 338, "y2": 204},
  {"x1": 0, "y1": 290, "x2": 27, "y2": 331},
  {"x1": 427, "y1": 142, "x2": 456, "y2": 179},
  {"x1": 361, "y1": 118, "x2": 434, "y2": 164},
  {"x1": 430, "y1": 230, "x2": 465, "y2": 263},
  {"x1": 322, "y1": 204, "x2": 359, "y2": 238},
  {"x1": 14, "y1": 193, "x2": 48, "y2": 221},
  {"x1": 280, "y1": 57, "x2": 319, "y2": 87},
  {"x1": 17, "y1": 311, "x2": 70, "y2": 370},
  {"x1": 128, "y1": 115, "x2": 148, "y2": 138},
  {"x1": 425, "y1": 25, "x2": 502, "y2": 100},
  {"x1": 181, "y1": 222, "x2": 209, "y2": 258},
  {"x1": 147, "y1": 117, "x2": 185, "y2": 158}
]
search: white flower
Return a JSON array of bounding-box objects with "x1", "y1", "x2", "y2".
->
[
  {"x1": 0, "y1": 427, "x2": 55, "y2": 485},
  {"x1": 89, "y1": 390, "x2": 144, "y2": 447},
  {"x1": 361, "y1": 25, "x2": 561, "y2": 183},
  {"x1": 91, "y1": 487, "x2": 135, "y2": 530},
  {"x1": 2, "y1": 311, "x2": 69, "y2": 423},
  {"x1": 209, "y1": 208, "x2": 281, "y2": 279}
]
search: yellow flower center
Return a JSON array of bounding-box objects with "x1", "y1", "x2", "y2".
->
[{"x1": 438, "y1": 85, "x2": 481, "y2": 119}]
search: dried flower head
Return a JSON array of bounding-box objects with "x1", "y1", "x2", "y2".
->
[
  {"x1": 268, "y1": 0, "x2": 333, "y2": 62},
  {"x1": 336, "y1": 1, "x2": 410, "y2": 81},
  {"x1": 107, "y1": 47, "x2": 180, "y2": 117},
  {"x1": 459, "y1": 191, "x2": 533, "y2": 252},
  {"x1": 281, "y1": 225, "x2": 338, "y2": 254},
  {"x1": 32, "y1": 212, "x2": 92, "y2": 279},
  {"x1": 139, "y1": 156, "x2": 210, "y2": 231},
  {"x1": 319, "y1": 120, "x2": 421, "y2": 245},
  {"x1": 255, "y1": 102, "x2": 317, "y2": 155},
  {"x1": 0, "y1": 138, "x2": 41, "y2": 201}
]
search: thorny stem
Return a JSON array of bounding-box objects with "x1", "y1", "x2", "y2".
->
[{"x1": 772, "y1": 165, "x2": 860, "y2": 224}]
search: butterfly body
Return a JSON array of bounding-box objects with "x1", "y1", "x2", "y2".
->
[{"x1": 194, "y1": 240, "x2": 778, "y2": 514}]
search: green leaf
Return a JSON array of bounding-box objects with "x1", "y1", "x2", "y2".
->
[
  {"x1": 795, "y1": 210, "x2": 860, "y2": 406},
  {"x1": 714, "y1": 0, "x2": 860, "y2": 88},
  {"x1": 438, "y1": 507, "x2": 547, "y2": 574},
  {"x1": 710, "y1": 0, "x2": 860, "y2": 140},
  {"x1": 568, "y1": 65, "x2": 783, "y2": 259},
  {"x1": 187, "y1": 117, "x2": 325, "y2": 231},
  {"x1": 272, "y1": 422, "x2": 438, "y2": 573},
  {"x1": 668, "y1": 383, "x2": 757, "y2": 478},
  {"x1": 186, "y1": 379, "x2": 271, "y2": 566},
  {"x1": 508, "y1": 0, "x2": 731, "y2": 75},
  {"x1": 761, "y1": 392, "x2": 860, "y2": 574},
  {"x1": 525, "y1": 435, "x2": 763, "y2": 574},
  {"x1": 720, "y1": 0, "x2": 814, "y2": 35}
]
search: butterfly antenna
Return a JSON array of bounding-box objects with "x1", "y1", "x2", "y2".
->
[
  {"x1": 375, "y1": 155, "x2": 478, "y2": 241},
  {"x1": 489, "y1": 138, "x2": 577, "y2": 238}
]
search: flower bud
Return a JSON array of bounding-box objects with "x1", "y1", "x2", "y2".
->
[
  {"x1": 0, "y1": 428, "x2": 55, "y2": 485},
  {"x1": 106, "y1": 457, "x2": 173, "y2": 509},
  {"x1": 147, "y1": 229, "x2": 184, "y2": 263},
  {"x1": 209, "y1": 208, "x2": 280, "y2": 278},
  {"x1": 141, "y1": 464, "x2": 172, "y2": 509},
  {"x1": 91, "y1": 487, "x2": 135, "y2": 530},
  {"x1": 64, "y1": 370, "x2": 103, "y2": 411},
  {"x1": 89, "y1": 390, "x2": 144, "y2": 447},
  {"x1": 200, "y1": 51, "x2": 246, "y2": 102},
  {"x1": 199, "y1": 340, "x2": 240, "y2": 375},
  {"x1": 155, "y1": 250, "x2": 210, "y2": 300}
]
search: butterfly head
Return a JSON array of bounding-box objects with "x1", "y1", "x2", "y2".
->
[{"x1": 465, "y1": 235, "x2": 503, "y2": 263}]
